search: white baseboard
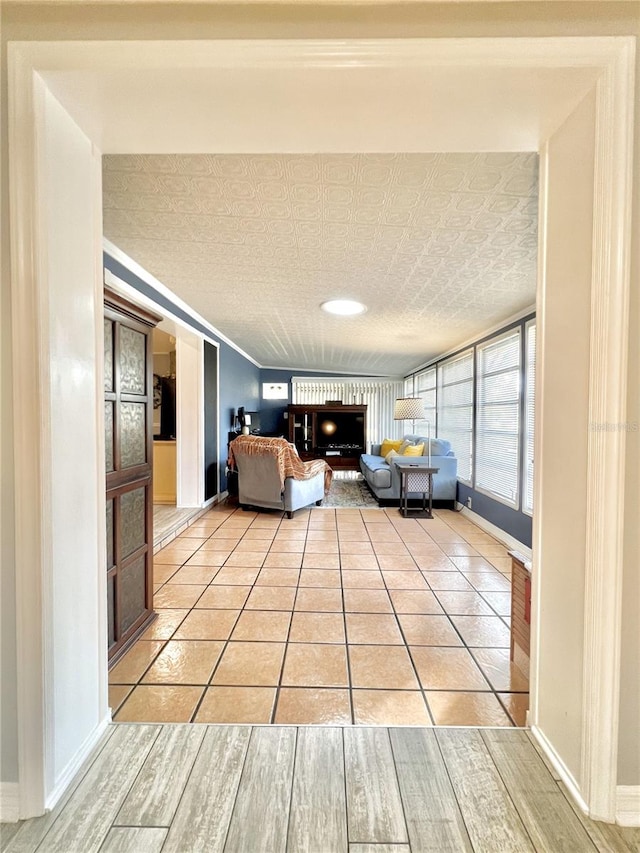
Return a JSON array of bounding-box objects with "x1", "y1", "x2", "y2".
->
[
  {"x1": 616, "y1": 786, "x2": 640, "y2": 826},
  {"x1": 530, "y1": 725, "x2": 589, "y2": 815},
  {"x1": 44, "y1": 714, "x2": 111, "y2": 812},
  {"x1": 0, "y1": 783, "x2": 20, "y2": 823},
  {"x1": 459, "y1": 505, "x2": 532, "y2": 559}
]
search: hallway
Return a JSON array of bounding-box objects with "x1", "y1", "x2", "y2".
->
[{"x1": 109, "y1": 506, "x2": 528, "y2": 726}]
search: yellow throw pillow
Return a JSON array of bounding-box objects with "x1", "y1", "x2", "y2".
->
[
  {"x1": 402, "y1": 442, "x2": 424, "y2": 457},
  {"x1": 380, "y1": 439, "x2": 403, "y2": 458}
]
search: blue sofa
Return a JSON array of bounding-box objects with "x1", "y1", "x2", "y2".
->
[{"x1": 359, "y1": 434, "x2": 458, "y2": 505}]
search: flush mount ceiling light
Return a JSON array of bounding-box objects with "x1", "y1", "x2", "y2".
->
[{"x1": 320, "y1": 299, "x2": 367, "y2": 316}]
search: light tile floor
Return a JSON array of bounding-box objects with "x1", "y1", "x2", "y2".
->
[{"x1": 110, "y1": 506, "x2": 528, "y2": 726}]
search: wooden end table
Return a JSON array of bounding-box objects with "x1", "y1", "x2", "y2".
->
[{"x1": 396, "y1": 463, "x2": 439, "y2": 519}]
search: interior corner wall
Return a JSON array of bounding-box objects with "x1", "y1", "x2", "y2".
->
[
  {"x1": 534, "y1": 89, "x2": 596, "y2": 788},
  {"x1": 0, "y1": 35, "x2": 19, "y2": 786},
  {"x1": 618, "y1": 86, "x2": 640, "y2": 785},
  {"x1": 204, "y1": 341, "x2": 219, "y2": 501},
  {"x1": 175, "y1": 330, "x2": 204, "y2": 507},
  {"x1": 40, "y1": 90, "x2": 106, "y2": 791},
  {"x1": 219, "y1": 345, "x2": 260, "y2": 491}
]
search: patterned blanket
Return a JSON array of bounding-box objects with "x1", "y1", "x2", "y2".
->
[{"x1": 228, "y1": 435, "x2": 333, "y2": 494}]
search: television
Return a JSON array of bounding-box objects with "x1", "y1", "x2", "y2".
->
[{"x1": 316, "y1": 412, "x2": 365, "y2": 449}]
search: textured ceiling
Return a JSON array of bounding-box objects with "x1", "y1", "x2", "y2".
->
[{"x1": 103, "y1": 153, "x2": 538, "y2": 375}]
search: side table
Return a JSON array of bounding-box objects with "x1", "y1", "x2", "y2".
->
[{"x1": 396, "y1": 463, "x2": 439, "y2": 519}]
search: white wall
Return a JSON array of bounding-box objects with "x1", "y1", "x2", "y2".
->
[
  {"x1": 534, "y1": 90, "x2": 596, "y2": 786},
  {"x1": 0, "y1": 40, "x2": 19, "y2": 790},
  {"x1": 176, "y1": 330, "x2": 204, "y2": 507},
  {"x1": 39, "y1": 90, "x2": 107, "y2": 795},
  {"x1": 1, "y1": 0, "x2": 638, "y2": 816}
]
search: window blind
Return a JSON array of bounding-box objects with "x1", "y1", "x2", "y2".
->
[
  {"x1": 523, "y1": 321, "x2": 536, "y2": 515},
  {"x1": 475, "y1": 329, "x2": 521, "y2": 508},
  {"x1": 291, "y1": 377, "x2": 403, "y2": 449},
  {"x1": 437, "y1": 350, "x2": 474, "y2": 484},
  {"x1": 413, "y1": 366, "x2": 437, "y2": 435}
]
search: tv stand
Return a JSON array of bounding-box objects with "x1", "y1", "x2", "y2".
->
[{"x1": 288, "y1": 404, "x2": 367, "y2": 470}]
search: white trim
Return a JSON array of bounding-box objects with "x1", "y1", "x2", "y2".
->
[
  {"x1": 262, "y1": 365, "x2": 394, "y2": 376},
  {"x1": 104, "y1": 269, "x2": 221, "y2": 353},
  {"x1": 291, "y1": 375, "x2": 402, "y2": 385},
  {"x1": 91, "y1": 143, "x2": 110, "y2": 763},
  {"x1": 522, "y1": 317, "x2": 537, "y2": 518},
  {"x1": 8, "y1": 49, "x2": 48, "y2": 820},
  {"x1": 580, "y1": 37, "x2": 635, "y2": 823},
  {"x1": 458, "y1": 506, "x2": 532, "y2": 561},
  {"x1": 103, "y1": 239, "x2": 259, "y2": 366},
  {"x1": 7, "y1": 33, "x2": 635, "y2": 822},
  {"x1": 530, "y1": 725, "x2": 589, "y2": 817},
  {"x1": 527, "y1": 130, "x2": 549, "y2": 770},
  {"x1": 44, "y1": 714, "x2": 111, "y2": 812},
  {"x1": 616, "y1": 787, "x2": 640, "y2": 828},
  {"x1": 11, "y1": 36, "x2": 629, "y2": 75},
  {"x1": 0, "y1": 785, "x2": 20, "y2": 824}
]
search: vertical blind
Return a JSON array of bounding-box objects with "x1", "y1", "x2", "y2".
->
[
  {"x1": 437, "y1": 350, "x2": 474, "y2": 484},
  {"x1": 475, "y1": 329, "x2": 522, "y2": 508},
  {"x1": 523, "y1": 321, "x2": 536, "y2": 515},
  {"x1": 291, "y1": 377, "x2": 404, "y2": 449}
]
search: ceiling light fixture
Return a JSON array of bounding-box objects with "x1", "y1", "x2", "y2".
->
[{"x1": 320, "y1": 299, "x2": 367, "y2": 316}]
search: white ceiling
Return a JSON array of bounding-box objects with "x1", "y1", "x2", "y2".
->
[{"x1": 103, "y1": 151, "x2": 538, "y2": 375}]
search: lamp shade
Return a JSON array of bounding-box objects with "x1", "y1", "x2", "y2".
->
[{"x1": 394, "y1": 397, "x2": 425, "y2": 420}]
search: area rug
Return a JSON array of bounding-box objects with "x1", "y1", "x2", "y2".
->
[{"x1": 319, "y1": 473, "x2": 378, "y2": 508}]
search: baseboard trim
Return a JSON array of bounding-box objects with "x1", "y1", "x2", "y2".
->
[
  {"x1": 44, "y1": 714, "x2": 111, "y2": 812},
  {"x1": 458, "y1": 505, "x2": 532, "y2": 559},
  {"x1": 530, "y1": 725, "x2": 589, "y2": 816},
  {"x1": 616, "y1": 786, "x2": 640, "y2": 826},
  {"x1": 0, "y1": 783, "x2": 20, "y2": 823}
]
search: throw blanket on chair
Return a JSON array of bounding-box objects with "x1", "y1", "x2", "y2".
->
[{"x1": 228, "y1": 435, "x2": 333, "y2": 494}]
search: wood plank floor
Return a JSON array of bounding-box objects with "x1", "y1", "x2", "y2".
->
[{"x1": 3, "y1": 725, "x2": 639, "y2": 853}]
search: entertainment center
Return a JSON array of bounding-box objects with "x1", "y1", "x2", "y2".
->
[{"x1": 287, "y1": 404, "x2": 367, "y2": 469}]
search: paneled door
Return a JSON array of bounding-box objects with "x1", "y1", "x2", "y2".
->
[{"x1": 104, "y1": 289, "x2": 161, "y2": 664}]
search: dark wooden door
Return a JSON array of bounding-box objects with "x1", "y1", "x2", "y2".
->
[{"x1": 104, "y1": 289, "x2": 161, "y2": 664}]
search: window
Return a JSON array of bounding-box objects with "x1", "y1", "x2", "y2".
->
[
  {"x1": 414, "y1": 366, "x2": 437, "y2": 434},
  {"x1": 523, "y1": 320, "x2": 536, "y2": 515},
  {"x1": 475, "y1": 329, "x2": 522, "y2": 508},
  {"x1": 262, "y1": 382, "x2": 288, "y2": 400},
  {"x1": 403, "y1": 368, "x2": 436, "y2": 434},
  {"x1": 437, "y1": 350, "x2": 474, "y2": 484}
]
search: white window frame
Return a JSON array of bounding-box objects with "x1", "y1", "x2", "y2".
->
[
  {"x1": 474, "y1": 327, "x2": 522, "y2": 510},
  {"x1": 523, "y1": 319, "x2": 536, "y2": 516},
  {"x1": 437, "y1": 349, "x2": 474, "y2": 485}
]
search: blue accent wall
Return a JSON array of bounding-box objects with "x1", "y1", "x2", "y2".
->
[
  {"x1": 456, "y1": 482, "x2": 532, "y2": 546},
  {"x1": 219, "y1": 346, "x2": 260, "y2": 489},
  {"x1": 257, "y1": 368, "x2": 372, "y2": 437},
  {"x1": 259, "y1": 368, "x2": 295, "y2": 435},
  {"x1": 203, "y1": 341, "x2": 218, "y2": 500}
]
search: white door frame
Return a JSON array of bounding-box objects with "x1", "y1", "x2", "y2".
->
[{"x1": 7, "y1": 36, "x2": 635, "y2": 821}]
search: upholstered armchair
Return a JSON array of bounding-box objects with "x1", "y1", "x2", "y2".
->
[{"x1": 229, "y1": 435, "x2": 331, "y2": 518}]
